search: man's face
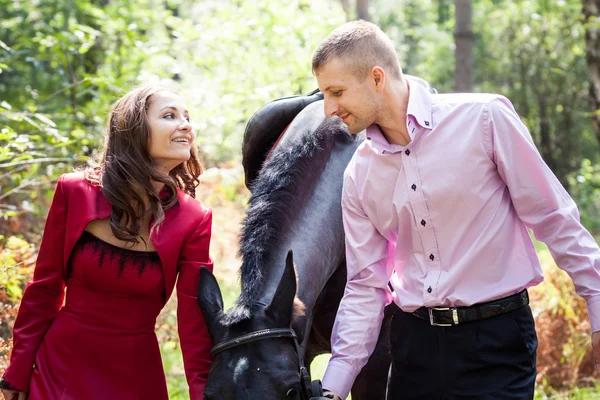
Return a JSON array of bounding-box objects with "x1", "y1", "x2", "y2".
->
[{"x1": 315, "y1": 57, "x2": 379, "y2": 134}]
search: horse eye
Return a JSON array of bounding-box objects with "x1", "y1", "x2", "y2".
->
[{"x1": 286, "y1": 387, "x2": 298, "y2": 397}]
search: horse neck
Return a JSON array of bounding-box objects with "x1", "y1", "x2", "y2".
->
[
  {"x1": 254, "y1": 137, "x2": 360, "y2": 317},
  {"x1": 237, "y1": 107, "x2": 363, "y2": 328}
]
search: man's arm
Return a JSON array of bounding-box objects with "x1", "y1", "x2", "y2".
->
[
  {"x1": 488, "y1": 95, "x2": 600, "y2": 359},
  {"x1": 322, "y1": 174, "x2": 395, "y2": 399}
]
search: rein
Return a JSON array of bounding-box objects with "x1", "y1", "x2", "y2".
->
[{"x1": 210, "y1": 328, "x2": 314, "y2": 399}]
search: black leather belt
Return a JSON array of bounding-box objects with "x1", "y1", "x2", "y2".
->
[{"x1": 412, "y1": 289, "x2": 529, "y2": 327}]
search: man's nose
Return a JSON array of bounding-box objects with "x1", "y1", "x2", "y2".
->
[{"x1": 324, "y1": 99, "x2": 339, "y2": 118}]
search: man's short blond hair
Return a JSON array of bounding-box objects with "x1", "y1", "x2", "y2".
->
[{"x1": 312, "y1": 20, "x2": 402, "y2": 80}]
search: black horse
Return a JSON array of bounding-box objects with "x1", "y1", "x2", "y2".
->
[{"x1": 198, "y1": 77, "x2": 433, "y2": 400}]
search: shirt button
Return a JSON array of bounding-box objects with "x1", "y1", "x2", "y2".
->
[
  {"x1": 427, "y1": 286, "x2": 432, "y2": 293},
  {"x1": 421, "y1": 219, "x2": 426, "y2": 226},
  {"x1": 405, "y1": 149, "x2": 410, "y2": 156},
  {"x1": 411, "y1": 184, "x2": 417, "y2": 191},
  {"x1": 429, "y1": 254, "x2": 435, "y2": 261}
]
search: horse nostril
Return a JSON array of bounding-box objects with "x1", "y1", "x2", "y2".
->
[{"x1": 286, "y1": 388, "x2": 298, "y2": 398}]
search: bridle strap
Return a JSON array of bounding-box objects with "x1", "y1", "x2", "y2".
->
[
  {"x1": 210, "y1": 327, "x2": 314, "y2": 399},
  {"x1": 210, "y1": 328, "x2": 297, "y2": 358}
]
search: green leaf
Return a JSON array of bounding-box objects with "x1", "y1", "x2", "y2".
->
[
  {"x1": 22, "y1": 115, "x2": 41, "y2": 129},
  {"x1": 0, "y1": 40, "x2": 11, "y2": 52},
  {"x1": 6, "y1": 283, "x2": 23, "y2": 299},
  {"x1": 33, "y1": 113, "x2": 57, "y2": 127}
]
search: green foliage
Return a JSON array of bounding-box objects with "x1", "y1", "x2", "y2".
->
[
  {"x1": 0, "y1": 235, "x2": 34, "y2": 373},
  {"x1": 0, "y1": 0, "x2": 345, "y2": 214},
  {"x1": 374, "y1": 0, "x2": 599, "y2": 188},
  {"x1": 161, "y1": 341, "x2": 188, "y2": 399},
  {"x1": 0, "y1": 0, "x2": 186, "y2": 215},
  {"x1": 374, "y1": 0, "x2": 455, "y2": 93},
  {"x1": 535, "y1": 382, "x2": 600, "y2": 399},
  {"x1": 474, "y1": 0, "x2": 596, "y2": 187},
  {"x1": 0, "y1": 236, "x2": 34, "y2": 302},
  {"x1": 568, "y1": 159, "x2": 600, "y2": 236},
  {"x1": 173, "y1": 0, "x2": 345, "y2": 163}
]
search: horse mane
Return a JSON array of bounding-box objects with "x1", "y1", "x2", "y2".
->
[{"x1": 221, "y1": 116, "x2": 349, "y2": 326}]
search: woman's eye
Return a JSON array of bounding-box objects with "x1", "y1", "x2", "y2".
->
[{"x1": 163, "y1": 113, "x2": 174, "y2": 119}]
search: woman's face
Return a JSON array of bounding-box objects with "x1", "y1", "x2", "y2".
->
[{"x1": 146, "y1": 91, "x2": 195, "y2": 173}]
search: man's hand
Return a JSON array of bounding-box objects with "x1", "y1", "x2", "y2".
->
[
  {"x1": 322, "y1": 390, "x2": 342, "y2": 400},
  {"x1": 593, "y1": 331, "x2": 600, "y2": 372},
  {"x1": 1, "y1": 388, "x2": 27, "y2": 400}
]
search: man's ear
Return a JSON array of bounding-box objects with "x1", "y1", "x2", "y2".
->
[{"x1": 371, "y1": 66, "x2": 385, "y2": 91}]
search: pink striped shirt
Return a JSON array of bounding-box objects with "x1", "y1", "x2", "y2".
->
[{"x1": 322, "y1": 82, "x2": 600, "y2": 399}]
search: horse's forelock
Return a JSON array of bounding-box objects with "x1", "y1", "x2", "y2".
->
[{"x1": 221, "y1": 304, "x2": 253, "y2": 327}]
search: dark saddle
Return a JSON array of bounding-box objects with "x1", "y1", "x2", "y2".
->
[
  {"x1": 241, "y1": 76, "x2": 436, "y2": 190},
  {"x1": 242, "y1": 88, "x2": 324, "y2": 189}
]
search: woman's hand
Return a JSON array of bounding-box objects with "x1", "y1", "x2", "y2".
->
[{"x1": 1, "y1": 388, "x2": 27, "y2": 400}]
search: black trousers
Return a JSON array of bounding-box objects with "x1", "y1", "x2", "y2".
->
[{"x1": 386, "y1": 305, "x2": 537, "y2": 400}]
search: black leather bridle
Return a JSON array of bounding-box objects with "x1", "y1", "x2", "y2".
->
[{"x1": 210, "y1": 328, "x2": 314, "y2": 399}]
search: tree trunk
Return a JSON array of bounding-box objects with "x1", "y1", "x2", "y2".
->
[
  {"x1": 454, "y1": 0, "x2": 474, "y2": 92},
  {"x1": 339, "y1": 0, "x2": 351, "y2": 21},
  {"x1": 357, "y1": 0, "x2": 370, "y2": 21},
  {"x1": 538, "y1": 93, "x2": 559, "y2": 180},
  {"x1": 583, "y1": 0, "x2": 600, "y2": 150}
]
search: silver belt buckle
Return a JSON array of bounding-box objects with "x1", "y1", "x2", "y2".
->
[{"x1": 428, "y1": 307, "x2": 459, "y2": 326}]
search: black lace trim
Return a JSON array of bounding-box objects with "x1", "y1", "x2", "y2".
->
[
  {"x1": 73, "y1": 231, "x2": 161, "y2": 277},
  {"x1": 0, "y1": 374, "x2": 19, "y2": 391}
]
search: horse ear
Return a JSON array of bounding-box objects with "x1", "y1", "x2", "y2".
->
[
  {"x1": 266, "y1": 250, "x2": 297, "y2": 327},
  {"x1": 197, "y1": 267, "x2": 227, "y2": 343}
]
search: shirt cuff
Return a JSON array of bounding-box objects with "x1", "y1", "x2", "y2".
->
[
  {"x1": 322, "y1": 360, "x2": 360, "y2": 400},
  {"x1": 587, "y1": 296, "x2": 600, "y2": 332}
]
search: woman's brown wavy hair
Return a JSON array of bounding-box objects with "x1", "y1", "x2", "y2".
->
[{"x1": 85, "y1": 85, "x2": 203, "y2": 244}]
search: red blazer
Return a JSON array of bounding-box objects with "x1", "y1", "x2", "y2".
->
[{"x1": 2, "y1": 172, "x2": 213, "y2": 399}]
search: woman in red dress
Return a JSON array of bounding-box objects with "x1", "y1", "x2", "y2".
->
[{"x1": 0, "y1": 86, "x2": 214, "y2": 400}]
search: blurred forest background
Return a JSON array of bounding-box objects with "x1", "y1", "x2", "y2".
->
[{"x1": 1, "y1": 0, "x2": 599, "y2": 398}]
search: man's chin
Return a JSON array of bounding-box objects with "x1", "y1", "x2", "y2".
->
[{"x1": 346, "y1": 123, "x2": 368, "y2": 134}]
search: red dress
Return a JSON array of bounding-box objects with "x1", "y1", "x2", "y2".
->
[
  {"x1": 28, "y1": 232, "x2": 168, "y2": 399},
  {"x1": 1, "y1": 173, "x2": 214, "y2": 399}
]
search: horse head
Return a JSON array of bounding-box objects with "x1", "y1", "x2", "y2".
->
[{"x1": 198, "y1": 251, "x2": 311, "y2": 400}]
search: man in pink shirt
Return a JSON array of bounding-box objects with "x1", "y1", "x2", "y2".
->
[{"x1": 313, "y1": 20, "x2": 600, "y2": 399}]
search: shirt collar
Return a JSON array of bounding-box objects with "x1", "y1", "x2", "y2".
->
[
  {"x1": 366, "y1": 124, "x2": 390, "y2": 149},
  {"x1": 406, "y1": 78, "x2": 434, "y2": 131},
  {"x1": 365, "y1": 77, "x2": 434, "y2": 152}
]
